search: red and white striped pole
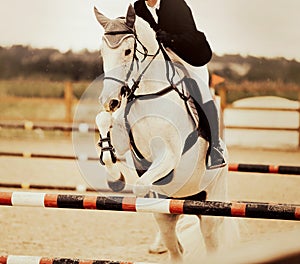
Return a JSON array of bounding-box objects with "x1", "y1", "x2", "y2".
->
[
  {"x1": 0, "y1": 191, "x2": 300, "y2": 221},
  {"x1": 0, "y1": 255, "x2": 154, "y2": 264}
]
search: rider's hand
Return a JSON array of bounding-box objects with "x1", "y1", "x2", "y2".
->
[{"x1": 156, "y1": 30, "x2": 174, "y2": 48}]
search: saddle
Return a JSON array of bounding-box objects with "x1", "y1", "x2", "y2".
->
[
  {"x1": 123, "y1": 53, "x2": 212, "y2": 185},
  {"x1": 126, "y1": 76, "x2": 211, "y2": 186}
]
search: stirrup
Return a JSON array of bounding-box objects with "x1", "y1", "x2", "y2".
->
[
  {"x1": 207, "y1": 146, "x2": 227, "y2": 170},
  {"x1": 207, "y1": 160, "x2": 227, "y2": 170}
]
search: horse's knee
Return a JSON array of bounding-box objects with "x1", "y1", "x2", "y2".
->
[
  {"x1": 154, "y1": 214, "x2": 183, "y2": 257},
  {"x1": 155, "y1": 213, "x2": 178, "y2": 225}
]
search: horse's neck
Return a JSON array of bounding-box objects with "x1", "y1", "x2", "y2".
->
[
  {"x1": 134, "y1": 19, "x2": 186, "y2": 94},
  {"x1": 134, "y1": 58, "x2": 186, "y2": 95},
  {"x1": 135, "y1": 18, "x2": 159, "y2": 55}
]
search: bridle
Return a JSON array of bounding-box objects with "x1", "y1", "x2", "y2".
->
[
  {"x1": 98, "y1": 26, "x2": 189, "y2": 166},
  {"x1": 103, "y1": 29, "x2": 157, "y2": 104},
  {"x1": 102, "y1": 27, "x2": 185, "y2": 106}
]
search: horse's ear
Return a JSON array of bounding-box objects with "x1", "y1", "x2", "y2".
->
[
  {"x1": 94, "y1": 7, "x2": 110, "y2": 28},
  {"x1": 125, "y1": 4, "x2": 136, "y2": 28}
]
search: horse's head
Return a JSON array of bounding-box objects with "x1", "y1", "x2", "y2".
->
[{"x1": 94, "y1": 5, "x2": 136, "y2": 112}]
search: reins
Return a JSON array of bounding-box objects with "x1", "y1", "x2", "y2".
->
[
  {"x1": 103, "y1": 26, "x2": 184, "y2": 102},
  {"x1": 99, "y1": 25, "x2": 197, "y2": 171}
]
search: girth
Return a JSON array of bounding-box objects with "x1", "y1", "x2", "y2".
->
[{"x1": 124, "y1": 87, "x2": 200, "y2": 185}]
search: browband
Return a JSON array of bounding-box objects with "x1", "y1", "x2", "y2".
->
[{"x1": 104, "y1": 30, "x2": 135, "y2": 36}]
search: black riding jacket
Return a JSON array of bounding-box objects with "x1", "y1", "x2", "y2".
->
[{"x1": 134, "y1": 0, "x2": 212, "y2": 66}]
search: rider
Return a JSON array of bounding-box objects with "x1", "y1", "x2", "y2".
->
[{"x1": 134, "y1": 0, "x2": 226, "y2": 169}]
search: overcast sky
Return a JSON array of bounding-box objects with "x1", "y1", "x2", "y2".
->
[{"x1": 1, "y1": 0, "x2": 299, "y2": 60}]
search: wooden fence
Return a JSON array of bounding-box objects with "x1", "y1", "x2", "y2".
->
[
  {"x1": 1, "y1": 82, "x2": 300, "y2": 147},
  {"x1": 0, "y1": 82, "x2": 74, "y2": 123},
  {"x1": 218, "y1": 87, "x2": 300, "y2": 148}
]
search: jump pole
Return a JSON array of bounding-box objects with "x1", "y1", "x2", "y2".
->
[
  {"x1": 0, "y1": 191, "x2": 300, "y2": 221},
  {"x1": 0, "y1": 121, "x2": 97, "y2": 133},
  {"x1": 0, "y1": 255, "x2": 154, "y2": 264},
  {"x1": 1, "y1": 151, "x2": 300, "y2": 175},
  {"x1": 0, "y1": 183, "x2": 131, "y2": 194},
  {"x1": 229, "y1": 163, "x2": 300, "y2": 175},
  {"x1": 0, "y1": 151, "x2": 98, "y2": 161},
  {"x1": 0, "y1": 183, "x2": 94, "y2": 192}
]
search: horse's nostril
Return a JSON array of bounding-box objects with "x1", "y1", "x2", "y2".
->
[{"x1": 109, "y1": 99, "x2": 120, "y2": 111}]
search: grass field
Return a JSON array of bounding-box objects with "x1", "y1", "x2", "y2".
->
[
  {"x1": 1, "y1": 79, "x2": 299, "y2": 101},
  {"x1": 0, "y1": 79, "x2": 91, "y2": 99},
  {"x1": 0, "y1": 79, "x2": 99, "y2": 122},
  {"x1": 224, "y1": 80, "x2": 299, "y2": 103},
  {"x1": 0, "y1": 98, "x2": 67, "y2": 121}
]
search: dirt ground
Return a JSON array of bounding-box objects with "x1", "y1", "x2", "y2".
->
[{"x1": 0, "y1": 136, "x2": 300, "y2": 263}]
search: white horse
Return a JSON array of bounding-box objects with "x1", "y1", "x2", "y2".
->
[{"x1": 94, "y1": 5, "x2": 238, "y2": 263}]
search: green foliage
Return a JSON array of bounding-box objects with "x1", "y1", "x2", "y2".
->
[
  {"x1": 1, "y1": 45, "x2": 299, "y2": 104},
  {"x1": 2, "y1": 45, "x2": 300, "y2": 85},
  {"x1": 222, "y1": 80, "x2": 299, "y2": 104},
  {"x1": 0, "y1": 79, "x2": 64, "y2": 98},
  {"x1": 210, "y1": 54, "x2": 300, "y2": 85},
  {"x1": 0, "y1": 45, "x2": 103, "y2": 81},
  {"x1": 0, "y1": 99, "x2": 67, "y2": 120},
  {"x1": 0, "y1": 79, "x2": 91, "y2": 99},
  {"x1": 72, "y1": 81, "x2": 93, "y2": 99}
]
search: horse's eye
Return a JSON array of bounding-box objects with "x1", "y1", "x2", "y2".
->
[
  {"x1": 109, "y1": 99, "x2": 120, "y2": 111},
  {"x1": 125, "y1": 49, "x2": 131, "y2": 56}
]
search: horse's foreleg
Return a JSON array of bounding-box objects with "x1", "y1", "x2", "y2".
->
[
  {"x1": 133, "y1": 137, "x2": 180, "y2": 197},
  {"x1": 198, "y1": 163, "x2": 235, "y2": 253},
  {"x1": 96, "y1": 111, "x2": 114, "y2": 166},
  {"x1": 148, "y1": 230, "x2": 168, "y2": 254},
  {"x1": 198, "y1": 215, "x2": 224, "y2": 254},
  {"x1": 154, "y1": 213, "x2": 183, "y2": 263},
  {"x1": 96, "y1": 111, "x2": 125, "y2": 191}
]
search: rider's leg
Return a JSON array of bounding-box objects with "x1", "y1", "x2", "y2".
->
[
  {"x1": 165, "y1": 51, "x2": 226, "y2": 169},
  {"x1": 201, "y1": 100, "x2": 226, "y2": 169},
  {"x1": 183, "y1": 64, "x2": 226, "y2": 169}
]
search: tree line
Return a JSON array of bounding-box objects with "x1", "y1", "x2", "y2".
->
[
  {"x1": 1, "y1": 45, "x2": 300, "y2": 84},
  {"x1": 0, "y1": 45, "x2": 103, "y2": 81},
  {"x1": 211, "y1": 54, "x2": 300, "y2": 85}
]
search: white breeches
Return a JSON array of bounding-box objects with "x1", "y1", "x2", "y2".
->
[{"x1": 167, "y1": 48, "x2": 213, "y2": 104}]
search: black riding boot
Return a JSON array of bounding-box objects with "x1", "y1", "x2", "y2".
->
[{"x1": 202, "y1": 100, "x2": 226, "y2": 169}]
